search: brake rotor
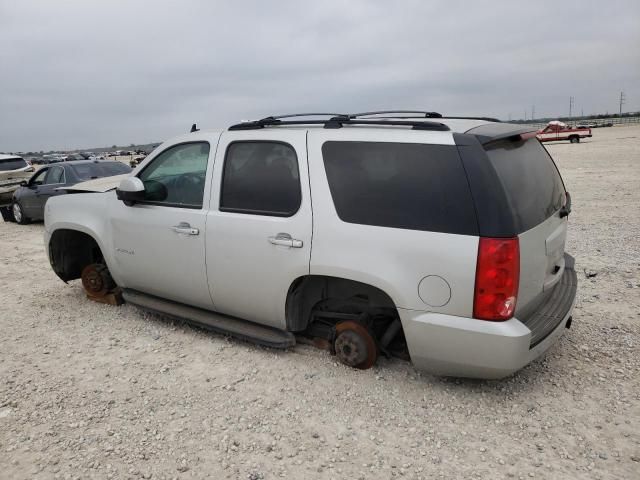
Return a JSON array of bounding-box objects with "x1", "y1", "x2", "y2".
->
[
  {"x1": 81, "y1": 264, "x2": 114, "y2": 297},
  {"x1": 334, "y1": 321, "x2": 377, "y2": 370}
]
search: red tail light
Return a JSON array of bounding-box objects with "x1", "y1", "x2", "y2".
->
[{"x1": 473, "y1": 237, "x2": 520, "y2": 321}]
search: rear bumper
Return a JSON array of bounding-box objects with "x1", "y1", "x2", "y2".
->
[{"x1": 400, "y1": 257, "x2": 577, "y2": 379}]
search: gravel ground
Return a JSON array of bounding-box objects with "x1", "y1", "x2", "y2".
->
[{"x1": 1, "y1": 126, "x2": 639, "y2": 480}]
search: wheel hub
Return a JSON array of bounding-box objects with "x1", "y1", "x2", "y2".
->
[
  {"x1": 12, "y1": 203, "x2": 21, "y2": 222},
  {"x1": 81, "y1": 264, "x2": 113, "y2": 297},
  {"x1": 334, "y1": 321, "x2": 377, "y2": 369}
]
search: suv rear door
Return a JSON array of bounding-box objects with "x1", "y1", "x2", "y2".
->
[{"x1": 205, "y1": 130, "x2": 312, "y2": 329}]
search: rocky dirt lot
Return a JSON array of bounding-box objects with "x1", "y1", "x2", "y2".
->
[{"x1": 1, "y1": 126, "x2": 639, "y2": 480}]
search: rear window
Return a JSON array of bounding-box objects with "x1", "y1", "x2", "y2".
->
[
  {"x1": 0, "y1": 157, "x2": 27, "y2": 171},
  {"x1": 322, "y1": 141, "x2": 478, "y2": 235},
  {"x1": 71, "y1": 162, "x2": 131, "y2": 180},
  {"x1": 485, "y1": 138, "x2": 565, "y2": 232}
]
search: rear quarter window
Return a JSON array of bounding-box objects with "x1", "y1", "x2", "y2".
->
[
  {"x1": 0, "y1": 157, "x2": 27, "y2": 171},
  {"x1": 322, "y1": 141, "x2": 478, "y2": 235},
  {"x1": 485, "y1": 138, "x2": 565, "y2": 232}
]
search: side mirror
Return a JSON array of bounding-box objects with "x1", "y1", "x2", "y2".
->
[
  {"x1": 116, "y1": 177, "x2": 145, "y2": 206},
  {"x1": 20, "y1": 180, "x2": 28, "y2": 187}
]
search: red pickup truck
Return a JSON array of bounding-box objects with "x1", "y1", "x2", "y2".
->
[{"x1": 537, "y1": 121, "x2": 592, "y2": 143}]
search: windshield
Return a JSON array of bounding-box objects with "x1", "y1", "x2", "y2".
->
[
  {"x1": 0, "y1": 157, "x2": 28, "y2": 171},
  {"x1": 71, "y1": 162, "x2": 131, "y2": 180}
]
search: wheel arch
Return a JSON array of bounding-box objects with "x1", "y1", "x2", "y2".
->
[
  {"x1": 285, "y1": 274, "x2": 399, "y2": 332},
  {"x1": 48, "y1": 227, "x2": 108, "y2": 282}
]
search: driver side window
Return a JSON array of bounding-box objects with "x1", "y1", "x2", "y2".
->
[
  {"x1": 30, "y1": 168, "x2": 48, "y2": 186},
  {"x1": 138, "y1": 142, "x2": 210, "y2": 208}
]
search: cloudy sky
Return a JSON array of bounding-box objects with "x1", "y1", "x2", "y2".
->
[{"x1": 1, "y1": 0, "x2": 639, "y2": 152}]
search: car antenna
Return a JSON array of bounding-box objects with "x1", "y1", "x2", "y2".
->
[{"x1": 190, "y1": 123, "x2": 199, "y2": 133}]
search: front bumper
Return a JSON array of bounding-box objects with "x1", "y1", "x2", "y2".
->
[
  {"x1": 400, "y1": 258, "x2": 577, "y2": 379},
  {"x1": 0, "y1": 191, "x2": 15, "y2": 207}
]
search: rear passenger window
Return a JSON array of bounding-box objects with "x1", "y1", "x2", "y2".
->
[
  {"x1": 220, "y1": 142, "x2": 301, "y2": 216},
  {"x1": 322, "y1": 141, "x2": 478, "y2": 235}
]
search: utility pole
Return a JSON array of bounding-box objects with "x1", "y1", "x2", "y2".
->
[
  {"x1": 569, "y1": 96, "x2": 574, "y2": 120},
  {"x1": 619, "y1": 91, "x2": 626, "y2": 116},
  {"x1": 531, "y1": 105, "x2": 535, "y2": 121}
]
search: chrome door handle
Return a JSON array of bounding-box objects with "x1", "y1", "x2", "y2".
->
[
  {"x1": 268, "y1": 233, "x2": 303, "y2": 248},
  {"x1": 171, "y1": 222, "x2": 199, "y2": 235}
]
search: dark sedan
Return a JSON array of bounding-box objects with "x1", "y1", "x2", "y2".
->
[{"x1": 11, "y1": 160, "x2": 131, "y2": 224}]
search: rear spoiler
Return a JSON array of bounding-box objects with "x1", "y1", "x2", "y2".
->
[{"x1": 464, "y1": 123, "x2": 538, "y2": 145}]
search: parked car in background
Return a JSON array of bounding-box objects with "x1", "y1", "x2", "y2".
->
[
  {"x1": 64, "y1": 153, "x2": 87, "y2": 161},
  {"x1": 41, "y1": 154, "x2": 66, "y2": 163},
  {"x1": 10, "y1": 160, "x2": 131, "y2": 224},
  {"x1": 44, "y1": 111, "x2": 577, "y2": 379},
  {"x1": 536, "y1": 121, "x2": 592, "y2": 143},
  {"x1": 0, "y1": 154, "x2": 35, "y2": 221},
  {"x1": 129, "y1": 155, "x2": 146, "y2": 167}
]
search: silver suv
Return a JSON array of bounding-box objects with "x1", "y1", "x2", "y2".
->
[
  {"x1": 0, "y1": 154, "x2": 34, "y2": 221},
  {"x1": 44, "y1": 112, "x2": 577, "y2": 379}
]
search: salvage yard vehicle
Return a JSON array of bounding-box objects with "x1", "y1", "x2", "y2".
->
[
  {"x1": 11, "y1": 160, "x2": 131, "y2": 224},
  {"x1": 44, "y1": 111, "x2": 577, "y2": 379},
  {"x1": 0, "y1": 154, "x2": 35, "y2": 222},
  {"x1": 537, "y1": 120, "x2": 592, "y2": 143}
]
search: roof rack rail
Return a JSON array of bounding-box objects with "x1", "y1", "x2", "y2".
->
[
  {"x1": 442, "y1": 116, "x2": 501, "y2": 122},
  {"x1": 228, "y1": 116, "x2": 450, "y2": 132},
  {"x1": 260, "y1": 113, "x2": 349, "y2": 120},
  {"x1": 351, "y1": 112, "x2": 501, "y2": 123},
  {"x1": 350, "y1": 110, "x2": 442, "y2": 118}
]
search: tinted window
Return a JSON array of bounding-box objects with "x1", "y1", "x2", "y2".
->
[
  {"x1": 30, "y1": 168, "x2": 48, "y2": 186},
  {"x1": 71, "y1": 162, "x2": 131, "y2": 180},
  {"x1": 0, "y1": 157, "x2": 27, "y2": 171},
  {"x1": 138, "y1": 142, "x2": 209, "y2": 208},
  {"x1": 322, "y1": 141, "x2": 478, "y2": 235},
  {"x1": 485, "y1": 138, "x2": 565, "y2": 232},
  {"x1": 44, "y1": 166, "x2": 65, "y2": 184},
  {"x1": 220, "y1": 142, "x2": 301, "y2": 216}
]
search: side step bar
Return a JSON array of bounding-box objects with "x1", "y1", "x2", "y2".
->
[{"x1": 122, "y1": 289, "x2": 296, "y2": 349}]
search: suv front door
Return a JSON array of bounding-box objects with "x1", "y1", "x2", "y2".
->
[
  {"x1": 109, "y1": 139, "x2": 217, "y2": 309},
  {"x1": 206, "y1": 130, "x2": 312, "y2": 329}
]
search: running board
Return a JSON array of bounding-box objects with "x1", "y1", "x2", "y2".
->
[{"x1": 122, "y1": 289, "x2": 296, "y2": 349}]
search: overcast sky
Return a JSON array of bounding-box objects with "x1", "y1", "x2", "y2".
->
[{"x1": 1, "y1": 0, "x2": 639, "y2": 152}]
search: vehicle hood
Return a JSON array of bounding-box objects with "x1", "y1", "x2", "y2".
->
[{"x1": 60, "y1": 173, "x2": 129, "y2": 193}]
